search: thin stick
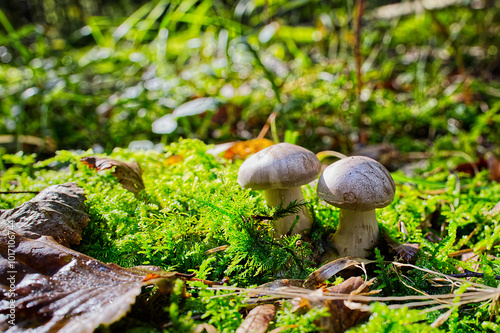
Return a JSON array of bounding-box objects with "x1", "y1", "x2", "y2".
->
[
  {"x1": 0, "y1": 190, "x2": 40, "y2": 194},
  {"x1": 257, "y1": 112, "x2": 278, "y2": 140}
]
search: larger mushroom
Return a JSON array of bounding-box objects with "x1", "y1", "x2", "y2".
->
[
  {"x1": 317, "y1": 156, "x2": 395, "y2": 258},
  {"x1": 238, "y1": 143, "x2": 321, "y2": 237}
]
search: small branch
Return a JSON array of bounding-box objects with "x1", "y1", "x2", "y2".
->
[
  {"x1": 354, "y1": 0, "x2": 367, "y2": 144},
  {"x1": 257, "y1": 112, "x2": 278, "y2": 141},
  {"x1": 0, "y1": 190, "x2": 40, "y2": 194},
  {"x1": 447, "y1": 269, "x2": 500, "y2": 280},
  {"x1": 251, "y1": 215, "x2": 274, "y2": 221}
]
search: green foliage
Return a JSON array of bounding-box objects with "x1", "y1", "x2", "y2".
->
[
  {"x1": 2, "y1": 1, "x2": 500, "y2": 331},
  {"x1": 273, "y1": 301, "x2": 329, "y2": 333},
  {"x1": 200, "y1": 288, "x2": 245, "y2": 333},
  {"x1": 0, "y1": 139, "x2": 315, "y2": 284},
  {"x1": 348, "y1": 303, "x2": 443, "y2": 333},
  {"x1": 3, "y1": 138, "x2": 500, "y2": 331},
  {"x1": 1, "y1": 2, "x2": 499, "y2": 155}
]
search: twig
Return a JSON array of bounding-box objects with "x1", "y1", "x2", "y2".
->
[
  {"x1": 0, "y1": 190, "x2": 40, "y2": 194},
  {"x1": 447, "y1": 269, "x2": 500, "y2": 280},
  {"x1": 257, "y1": 112, "x2": 278, "y2": 141},
  {"x1": 354, "y1": 0, "x2": 367, "y2": 144}
]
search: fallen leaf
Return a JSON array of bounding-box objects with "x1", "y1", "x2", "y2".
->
[
  {"x1": 164, "y1": 155, "x2": 184, "y2": 165},
  {"x1": 246, "y1": 279, "x2": 305, "y2": 299},
  {"x1": 0, "y1": 183, "x2": 89, "y2": 246},
  {"x1": 322, "y1": 277, "x2": 371, "y2": 332},
  {"x1": 382, "y1": 229, "x2": 420, "y2": 262},
  {"x1": 454, "y1": 157, "x2": 488, "y2": 176},
  {"x1": 391, "y1": 243, "x2": 420, "y2": 262},
  {"x1": 80, "y1": 156, "x2": 145, "y2": 197},
  {"x1": 487, "y1": 153, "x2": 500, "y2": 182},
  {"x1": 0, "y1": 233, "x2": 190, "y2": 333},
  {"x1": 257, "y1": 279, "x2": 305, "y2": 291},
  {"x1": 222, "y1": 139, "x2": 274, "y2": 160},
  {"x1": 303, "y1": 258, "x2": 374, "y2": 289},
  {"x1": 236, "y1": 304, "x2": 276, "y2": 333},
  {"x1": 292, "y1": 277, "x2": 372, "y2": 333},
  {"x1": 194, "y1": 323, "x2": 219, "y2": 333}
]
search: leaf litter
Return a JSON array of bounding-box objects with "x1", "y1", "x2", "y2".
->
[
  {"x1": 80, "y1": 156, "x2": 145, "y2": 197},
  {"x1": 0, "y1": 183, "x2": 89, "y2": 246},
  {"x1": 0, "y1": 180, "x2": 217, "y2": 332},
  {"x1": 0, "y1": 233, "x2": 193, "y2": 332}
]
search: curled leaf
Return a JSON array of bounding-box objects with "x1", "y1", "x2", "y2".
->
[
  {"x1": 236, "y1": 304, "x2": 276, "y2": 333},
  {"x1": 290, "y1": 277, "x2": 372, "y2": 333},
  {"x1": 392, "y1": 243, "x2": 420, "y2": 262},
  {"x1": 0, "y1": 233, "x2": 188, "y2": 332},
  {"x1": 383, "y1": 229, "x2": 420, "y2": 262},
  {"x1": 80, "y1": 156, "x2": 145, "y2": 197},
  {"x1": 303, "y1": 258, "x2": 374, "y2": 289},
  {"x1": 487, "y1": 153, "x2": 500, "y2": 182},
  {"x1": 322, "y1": 277, "x2": 372, "y2": 332},
  {"x1": 0, "y1": 183, "x2": 89, "y2": 246}
]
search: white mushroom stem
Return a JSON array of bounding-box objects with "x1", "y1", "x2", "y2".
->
[
  {"x1": 331, "y1": 209, "x2": 379, "y2": 258},
  {"x1": 263, "y1": 187, "x2": 312, "y2": 237}
]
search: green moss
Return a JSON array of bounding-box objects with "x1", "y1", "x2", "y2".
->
[{"x1": 3, "y1": 139, "x2": 500, "y2": 331}]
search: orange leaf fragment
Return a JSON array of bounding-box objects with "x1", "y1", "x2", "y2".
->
[
  {"x1": 223, "y1": 138, "x2": 274, "y2": 160},
  {"x1": 164, "y1": 154, "x2": 184, "y2": 165},
  {"x1": 143, "y1": 273, "x2": 163, "y2": 282}
]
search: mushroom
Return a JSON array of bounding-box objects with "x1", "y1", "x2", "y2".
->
[
  {"x1": 317, "y1": 156, "x2": 395, "y2": 258},
  {"x1": 237, "y1": 143, "x2": 321, "y2": 237}
]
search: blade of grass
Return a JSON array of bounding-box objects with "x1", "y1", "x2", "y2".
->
[
  {"x1": 135, "y1": 0, "x2": 169, "y2": 44},
  {"x1": 112, "y1": 1, "x2": 155, "y2": 43},
  {"x1": 0, "y1": 8, "x2": 30, "y2": 62}
]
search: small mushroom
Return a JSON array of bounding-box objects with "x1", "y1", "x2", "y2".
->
[
  {"x1": 238, "y1": 143, "x2": 321, "y2": 237},
  {"x1": 317, "y1": 156, "x2": 395, "y2": 258}
]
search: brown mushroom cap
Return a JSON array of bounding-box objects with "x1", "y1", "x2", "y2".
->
[
  {"x1": 317, "y1": 156, "x2": 395, "y2": 211},
  {"x1": 237, "y1": 143, "x2": 321, "y2": 191}
]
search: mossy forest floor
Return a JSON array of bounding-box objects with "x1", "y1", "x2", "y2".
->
[
  {"x1": 2, "y1": 0, "x2": 500, "y2": 331},
  {"x1": 2, "y1": 138, "x2": 500, "y2": 332}
]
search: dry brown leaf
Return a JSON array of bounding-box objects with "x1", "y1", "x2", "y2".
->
[
  {"x1": 382, "y1": 229, "x2": 420, "y2": 262},
  {"x1": 392, "y1": 243, "x2": 420, "y2": 262},
  {"x1": 321, "y1": 277, "x2": 371, "y2": 332},
  {"x1": 80, "y1": 156, "x2": 145, "y2": 197},
  {"x1": 222, "y1": 139, "x2": 274, "y2": 160},
  {"x1": 246, "y1": 279, "x2": 305, "y2": 299},
  {"x1": 0, "y1": 233, "x2": 189, "y2": 333},
  {"x1": 292, "y1": 277, "x2": 371, "y2": 333},
  {"x1": 0, "y1": 183, "x2": 89, "y2": 246},
  {"x1": 235, "y1": 304, "x2": 276, "y2": 333},
  {"x1": 256, "y1": 279, "x2": 305, "y2": 291},
  {"x1": 454, "y1": 157, "x2": 488, "y2": 176},
  {"x1": 487, "y1": 153, "x2": 500, "y2": 182},
  {"x1": 194, "y1": 323, "x2": 219, "y2": 333},
  {"x1": 303, "y1": 258, "x2": 374, "y2": 289}
]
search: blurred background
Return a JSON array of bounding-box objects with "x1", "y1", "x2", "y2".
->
[{"x1": 0, "y1": 0, "x2": 499, "y2": 162}]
